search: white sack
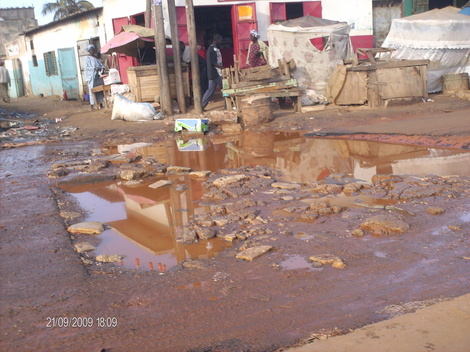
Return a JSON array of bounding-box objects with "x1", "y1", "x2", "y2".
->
[{"x1": 111, "y1": 94, "x2": 157, "y2": 121}]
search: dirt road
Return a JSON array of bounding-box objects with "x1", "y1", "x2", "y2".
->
[{"x1": 1, "y1": 94, "x2": 469, "y2": 351}]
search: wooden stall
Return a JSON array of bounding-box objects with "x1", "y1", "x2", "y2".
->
[
  {"x1": 329, "y1": 48, "x2": 429, "y2": 108},
  {"x1": 126, "y1": 63, "x2": 190, "y2": 103}
]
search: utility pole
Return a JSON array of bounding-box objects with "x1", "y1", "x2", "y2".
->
[
  {"x1": 145, "y1": 0, "x2": 152, "y2": 27},
  {"x1": 168, "y1": 0, "x2": 187, "y2": 113},
  {"x1": 186, "y1": 0, "x2": 203, "y2": 114},
  {"x1": 153, "y1": 0, "x2": 173, "y2": 116}
]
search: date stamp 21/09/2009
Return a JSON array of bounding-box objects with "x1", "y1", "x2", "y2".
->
[{"x1": 46, "y1": 316, "x2": 118, "y2": 328}]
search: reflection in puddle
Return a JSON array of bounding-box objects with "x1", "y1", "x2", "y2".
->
[
  {"x1": 105, "y1": 131, "x2": 470, "y2": 183},
  {"x1": 61, "y1": 177, "x2": 231, "y2": 270},
  {"x1": 61, "y1": 131, "x2": 470, "y2": 270}
]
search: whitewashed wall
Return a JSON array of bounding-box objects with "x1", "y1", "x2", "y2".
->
[{"x1": 24, "y1": 11, "x2": 105, "y2": 96}]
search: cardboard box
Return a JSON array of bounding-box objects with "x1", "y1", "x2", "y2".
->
[{"x1": 174, "y1": 119, "x2": 209, "y2": 132}]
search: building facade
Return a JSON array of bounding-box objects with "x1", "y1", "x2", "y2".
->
[
  {"x1": 6, "y1": 8, "x2": 104, "y2": 99},
  {"x1": 102, "y1": 0, "x2": 374, "y2": 83}
]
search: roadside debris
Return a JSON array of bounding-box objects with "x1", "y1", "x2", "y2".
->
[
  {"x1": 360, "y1": 215, "x2": 410, "y2": 236},
  {"x1": 67, "y1": 221, "x2": 106, "y2": 235},
  {"x1": 236, "y1": 245, "x2": 273, "y2": 261},
  {"x1": 96, "y1": 254, "x2": 125, "y2": 263},
  {"x1": 308, "y1": 254, "x2": 346, "y2": 269}
]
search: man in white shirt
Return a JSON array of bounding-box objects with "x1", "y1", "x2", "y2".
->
[{"x1": 0, "y1": 60, "x2": 11, "y2": 103}]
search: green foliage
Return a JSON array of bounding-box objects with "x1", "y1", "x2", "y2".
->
[{"x1": 42, "y1": 0, "x2": 95, "y2": 22}]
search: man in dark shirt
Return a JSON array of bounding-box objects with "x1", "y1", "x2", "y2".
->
[{"x1": 202, "y1": 34, "x2": 223, "y2": 109}]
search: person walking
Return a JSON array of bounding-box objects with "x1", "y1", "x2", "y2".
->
[
  {"x1": 84, "y1": 44, "x2": 105, "y2": 110},
  {"x1": 246, "y1": 30, "x2": 269, "y2": 67},
  {"x1": 0, "y1": 60, "x2": 11, "y2": 103},
  {"x1": 202, "y1": 34, "x2": 223, "y2": 110}
]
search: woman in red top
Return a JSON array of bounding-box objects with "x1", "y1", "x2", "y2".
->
[{"x1": 247, "y1": 30, "x2": 269, "y2": 67}]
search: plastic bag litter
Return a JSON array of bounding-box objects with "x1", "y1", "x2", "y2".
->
[{"x1": 111, "y1": 94, "x2": 162, "y2": 122}]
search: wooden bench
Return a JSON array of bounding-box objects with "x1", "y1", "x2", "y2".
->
[{"x1": 91, "y1": 84, "x2": 112, "y2": 108}]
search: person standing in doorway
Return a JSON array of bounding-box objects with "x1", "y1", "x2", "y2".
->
[
  {"x1": 202, "y1": 34, "x2": 223, "y2": 110},
  {"x1": 84, "y1": 44, "x2": 105, "y2": 110},
  {"x1": 0, "y1": 60, "x2": 11, "y2": 103},
  {"x1": 246, "y1": 30, "x2": 269, "y2": 67}
]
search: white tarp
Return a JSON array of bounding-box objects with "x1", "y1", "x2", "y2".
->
[
  {"x1": 267, "y1": 16, "x2": 353, "y2": 104},
  {"x1": 381, "y1": 7, "x2": 470, "y2": 93}
]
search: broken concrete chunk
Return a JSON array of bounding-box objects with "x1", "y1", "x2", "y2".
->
[
  {"x1": 271, "y1": 182, "x2": 301, "y2": 190},
  {"x1": 309, "y1": 254, "x2": 346, "y2": 269},
  {"x1": 361, "y1": 215, "x2": 410, "y2": 236},
  {"x1": 149, "y1": 180, "x2": 173, "y2": 189},
  {"x1": 343, "y1": 183, "x2": 363, "y2": 194},
  {"x1": 74, "y1": 242, "x2": 96, "y2": 253},
  {"x1": 189, "y1": 170, "x2": 211, "y2": 178},
  {"x1": 213, "y1": 174, "x2": 249, "y2": 188},
  {"x1": 166, "y1": 166, "x2": 192, "y2": 174},
  {"x1": 312, "y1": 184, "x2": 343, "y2": 194},
  {"x1": 351, "y1": 229, "x2": 365, "y2": 237},
  {"x1": 448, "y1": 224, "x2": 463, "y2": 231},
  {"x1": 95, "y1": 254, "x2": 124, "y2": 263},
  {"x1": 182, "y1": 260, "x2": 206, "y2": 269},
  {"x1": 67, "y1": 221, "x2": 105, "y2": 235},
  {"x1": 177, "y1": 229, "x2": 198, "y2": 243},
  {"x1": 59, "y1": 211, "x2": 81, "y2": 219},
  {"x1": 196, "y1": 228, "x2": 217, "y2": 240},
  {"x1": 426, "y1": 207, "x2": 446, "y2": 215},
  {"x1": 236, "y1": 245, "x2": 273, "y2": 261},
  {"x1": 120, "y1": 169, "x2": 148, "y2": 181},
  {"x1": 220, "y1": 233, "x2": 237, "y2": 242}
]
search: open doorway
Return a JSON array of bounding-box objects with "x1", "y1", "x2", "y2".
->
[{"x1": 194, "y1": 5, "x2": 234, "y2": 67}]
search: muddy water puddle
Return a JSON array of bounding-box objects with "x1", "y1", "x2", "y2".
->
[{"x1": 60, "y1": 131, "x2": 470, "y2": 270}]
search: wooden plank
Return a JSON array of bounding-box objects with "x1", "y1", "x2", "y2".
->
[
  {"x1": 335, "y1": 71, "x2": 368, "y2": 105},
  {"x1": 222, "y1": 79, "x2": 298, "y2": 95},
  {"x1": 348, "y1": 60, "x2": 430, "y2": 71},
  {"x1": 229, "y1": 75, "x2": 292, "y2": 89},
  {"x1": 367, "y1": 70, "x2": 382, "y2": 108},
  {"x1": 377, "y1": 66, "x2": 425, "y2": 99}
]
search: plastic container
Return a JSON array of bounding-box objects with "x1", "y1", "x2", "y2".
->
[{"x1": 103, "y1": 68, "x2": 121, "y2": 85}]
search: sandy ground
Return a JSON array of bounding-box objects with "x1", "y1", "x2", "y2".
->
[{"x1": 1, "y1": 93, "x2": 470, "y2": 352}]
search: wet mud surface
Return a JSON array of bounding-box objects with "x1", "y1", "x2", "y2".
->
[{"x1": 1, "y1": 95, "x2": 470, "y2": 351}]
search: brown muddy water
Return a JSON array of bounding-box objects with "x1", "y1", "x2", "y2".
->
[{"x1": 59, "y1": 131, "x2": 470, "y2": 271}]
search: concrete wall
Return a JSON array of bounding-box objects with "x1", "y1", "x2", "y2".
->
[
  {"x1": 0, "y1": 7, "x2": 38, "y2": 58},
  {"x1": 373, "y1": 2, "x2": 402, "y2": 47}
]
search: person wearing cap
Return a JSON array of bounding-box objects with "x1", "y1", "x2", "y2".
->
[
  {"x1": 84, "y1": 44, "x2": 105, "y2": 110},
  {"x1": 246, "y1": 30, "x2": 269, "y2": 67},
  {"x1": 0, "y1": 60, "x2": 11, "y2": 103}
]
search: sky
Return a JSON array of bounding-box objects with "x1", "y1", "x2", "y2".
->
[{"x1": 1, "y1": 0, "x2": 103, "y2": 25}]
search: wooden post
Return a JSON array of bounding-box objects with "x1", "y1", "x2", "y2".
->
[
  {"x1": 185, "y1": 0, "x2": 203, "y2": 114},
  {"x1": 145, "y1": 0, "x2": 152, "y2": 27},
  {"x1": 153, "y1": 1, "x2": 173, "y2": 116},
  {"x1": 168, "y1": 0, "x2": 186, "y2": 113}
]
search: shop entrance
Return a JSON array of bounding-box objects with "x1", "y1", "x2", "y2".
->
[{"x1": 194, "y1": 5, "x2": 234, "y2": 67}]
